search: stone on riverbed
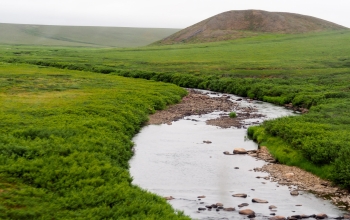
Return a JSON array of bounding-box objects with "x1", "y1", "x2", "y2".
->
[
  {"x1": 290, "y1": 190, "x2": 299, "y2": 196},
  {"x1": 223, "y1": 207, "x2": 235, "y2": 211},
  {"x1": 197, "y1": 195, "x2": 206, "y2": 198},
  {"x1": 233, "y1": 193, "x2": 247, "y2": 198},
  {"x1": 164, "y1": 196, "x2": 174, "y2": 200},
  {"x1": 252, "y1": 198, "x2": 268, "y2": 203},
  {"x1": 223, "y1": 151, "x2": 231, "y2": 155},
  {"x1": 315, "y1": 213, "x2": 328, "y2": 219},
  {"x1": 269, "y1": 205, "x2": 277, "y2": 209},
  {"x1": 269, "y1": 216, "x2": 286, "y2": 220},
  {"x1": 233, "y1": 148, "x2": 247, "y2": 154},
  {"x1": 239, "y1": 209, "x2": 255, "y2": 215},
  {"x1": 284, "y1": 172, "x2": 295, "y2": 178},
  {"x1": 203, "y1": 140, "x2": 212, "y2": 144},
  {"x1": 238, "y1": 203, "x2": 249, "y2": 207},
  {"x1": 216, "y1": 202, "x2": 223, "y2": 207}
]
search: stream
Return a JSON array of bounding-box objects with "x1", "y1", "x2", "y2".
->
[{"x1": 129, "y1": 90, "x2": 344, "y2": 219}]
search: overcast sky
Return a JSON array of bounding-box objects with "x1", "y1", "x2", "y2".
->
[{"x1": 1, "y1": 0, "x2": 349, "y2": 28}]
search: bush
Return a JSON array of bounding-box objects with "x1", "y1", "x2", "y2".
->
[{"x1": 229, "y1": 112, "x2": 237, "y2": 118}]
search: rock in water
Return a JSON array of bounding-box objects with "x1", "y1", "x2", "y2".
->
[
  {"x1": 269, "y1": 216, "x2": 286, "y2": 220},
  {"x1": 252, "y1": 198, "x2": 268, "y2": 203},
  {"x1": 290, "y1": 190, "x2": 299, "y2": 196},
  {"x1": 223, "y1": 207, "x2": 235, "y2": 211},
  {"x1": 233, "y1": 148, "x2": 247, "y2": 154},
  {"x1": 232, "y1": 193, "x2": 247, "y2": 198},
  {"x1": 239, "y1": 209, "x2": 255, "y2": 215},
  {"x1": 269, "y1": 205, "x2": 277, "y2": 209},
  {"x1": 316, "y1": 213, "x2": 328, "y2": 219}
]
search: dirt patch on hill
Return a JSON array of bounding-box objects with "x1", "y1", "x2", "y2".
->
[{"x1": 155, "y1": 10, "x2": 347, "y2": 45}]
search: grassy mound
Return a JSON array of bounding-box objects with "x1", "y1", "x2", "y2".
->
[{"x1": 0, "y1": 63, "x2": 189, "y2": 219}]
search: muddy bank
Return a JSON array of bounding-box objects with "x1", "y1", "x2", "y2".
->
[{"x1": 251, "y1": 147, "x2": 350, "y2": 211}]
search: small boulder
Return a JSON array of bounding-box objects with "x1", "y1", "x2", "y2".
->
[
  {"x1": 239, "y1": 209, "x2": 255, "y2": 215},
  {"x1": 344, "y1": 214, "x2": 350, "y2": 219},
  {"x1": 290, "y1": 190, "x2": 299, "y2": 196},
  {"x1": 252, "y1": 198, "x2": 268, "y2": 203},
  {"x1": 223, "y1": 151, "x2": 231, "y2": 155},
  {"x1": 198, "y1": 207, "x2": 206, "y2": 211},
  {"x1": 164, "y1": 196, "x2": 174, "y2": 200},
  {"x1": 316, "y1": 213, "x2": 328, "y2": 219},
  {"x1": 197, "y1": 195, "x2": 206, "y2": 198},
  {"x1": 269, "y1": 205, "x2": 277, "y2": 209},
  {"x1": 233, "y1": 148, "x2": 247, "y2": 154},
  {"x1": 269, "y1": 216, "x2": 286, "y2": 220},
  {"x1": 216, "y1": 202, "x2": 224, "y2": 207},
  {"x1": 223, "y1": 207, "x2": 235, "y2": 211},
  {"x1": 203, "y1": 140, "x2": 212, "y2": 144},
  {"x1": 233, "y1": 193, "x2": 247, "y2": 198}
]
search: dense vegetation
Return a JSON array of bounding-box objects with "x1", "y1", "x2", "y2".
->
[
  {"x1": 4, "y1": 30, "x2": 350, "y2": 186},
  {"x1": 0, "y1": 63, "x2": 189, "y2": 219},
  {"x1": 1, "y1": 29, "x2": 350, "y2": 217}
]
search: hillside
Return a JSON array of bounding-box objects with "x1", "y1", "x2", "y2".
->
[
  {"x1": 0, "y1": 23, "x2": 180, "y2": 47},
  {"x1": 155, "y1": 10, "x2": 348, "y2": 44}
]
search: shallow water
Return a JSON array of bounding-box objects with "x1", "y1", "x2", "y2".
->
[{"x1": 129, "y1": 91, "x2": 344, "y2": 219}]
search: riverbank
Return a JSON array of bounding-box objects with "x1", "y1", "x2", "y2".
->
[
  {"x1": 146, "y1": 88, "x2": 350, "y2": 216},
  {"x1": 252, "y1": 147, "x2": 350, "y2": 211}
]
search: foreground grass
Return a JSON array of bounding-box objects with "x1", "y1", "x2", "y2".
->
[
  {"x1": 0, "y1": 63, "x2": 189, "y2": 219},
  {"x1": 1, "y1": 30, "x2": 350, "y2": 188}
]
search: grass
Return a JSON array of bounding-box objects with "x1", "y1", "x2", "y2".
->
[
  {"x1": 1, "y1": 29, "x2": 350, "y2": 217},
  {"x1": 0, "y1": 23, "x2": 180, "y2": 47},
  {"x1": 0, "y1": 63, "x2": 189, "y2": 219},
  {"x1": 3, "y1": 30, "x2": 349, "y2": 186}
]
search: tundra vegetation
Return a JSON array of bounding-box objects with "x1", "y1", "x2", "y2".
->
[
  {"x1": 0, "y1": 64, "x2": 189, "y2": 219},
  {"x1": 0, "y1": 29, "x2": 350, "y2": 217}
]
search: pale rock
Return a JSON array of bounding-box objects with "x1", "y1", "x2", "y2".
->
[
  {"x1": 252, "y1": 198, "x2": 268, "y2": 203},
  {"x1": 239, "y1": 209, "x2": 255, "y2": 215},
  {"x1": 232, "y1": 193, "x2": 247, "y2": 198},
  {"x1": 233, "y1": 148, "x2": 247, "y2": 154}
]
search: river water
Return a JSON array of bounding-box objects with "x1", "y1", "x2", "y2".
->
[{"x1": 129, "y1": 90, "x2": 344, "y2": 219}]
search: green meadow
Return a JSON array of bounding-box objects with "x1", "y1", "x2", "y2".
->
[
  {"x1": 0, "y1": 23, "x2": 180, "y2": 47},
  {"x1": 1, "y1": 29, "x2": 350, "y2": 217},
  {"x1": 0, "y1": 63, "x2": 189, "y2": 219}
]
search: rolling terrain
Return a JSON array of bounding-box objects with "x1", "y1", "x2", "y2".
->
[
  {"x1": 155, "y1": 10, "x2": 347, "y2": 44},
  {"x1": 1, "y1": 10, "x2": 350, "y2": 218},
  {"x1": 0, "y1": 23, "x2": 180, "y2": 47}
]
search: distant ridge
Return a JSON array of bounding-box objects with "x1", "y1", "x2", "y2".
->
[
  {"x1": 0, "y1": 23, "x2": 180, "y2": 47},
  {"x1": 155, "y1": 10, "x2": 348, "y2": 45}
]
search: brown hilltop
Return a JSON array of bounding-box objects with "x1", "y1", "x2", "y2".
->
[{"x1": 155, "y1": 10, "x2": 347, "y2": 44}]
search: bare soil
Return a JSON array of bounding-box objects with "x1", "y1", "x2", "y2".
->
[
  {"x1": 156, "y1": 10, "x2": 347, "y2": 45},
  {"x1": 147, "y1": 89, "x2": 261, "y2": 128}
]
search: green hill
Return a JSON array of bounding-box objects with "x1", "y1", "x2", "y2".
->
[{"x1": 0, "y1": 23, "x2": 180, "y2": 47}]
